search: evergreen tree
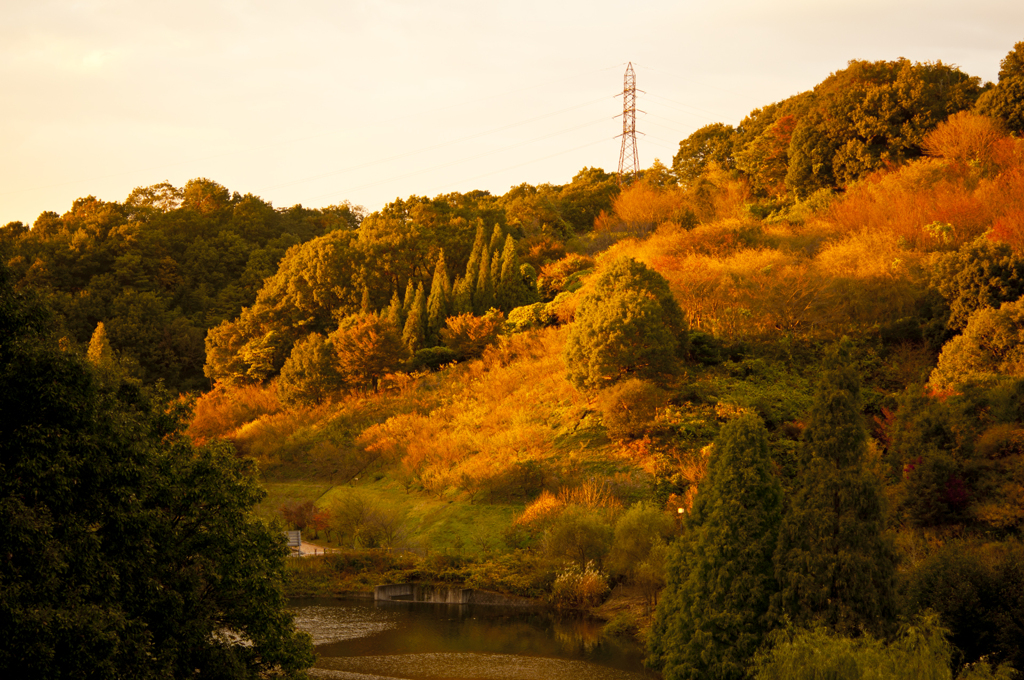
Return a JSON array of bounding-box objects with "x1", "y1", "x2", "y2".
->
[
  {"x1": 462, "y1": 223, "x2": 486, "y2": 301},
  {"x1": 402, "y1": 282, "x2": 427, "y2": 353},
  {"x1": 565, "y1": 257, "x2": 686, "y2": 389},
  {"x1": 386, "y1": 289, "x2": 404, "y2": 329},
  {"x1": 488, "y1": 223, "x2": 504, "y2": 255},
  {"x1": 648, "y1": 414, "x2": 784, "y2": 680},
  {"x1": 86, "y1": 322, "x2": 114, "y2": 366},
  {"x1": 402, "y1": 279, "x2": 415, "y2": 317},
  {"x1": 496, "y1": 235, "x2": 534, "y2": 312},
  {"x1": 451, "y1": 275, "x2": 473, "y2": 315},
  {"x1": 426, "y1": 251, "x2": 450, "y2": 346},
  {"x1": 773, "y1": 339, "x2": 897, "y2": 636},
  {"x1": 473, "y1": 247, "x2": 495, "y2": 313}
]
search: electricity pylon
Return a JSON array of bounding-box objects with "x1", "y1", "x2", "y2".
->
[{"x1": 617, "y1": 62, "x2": 642, "y2": 184}]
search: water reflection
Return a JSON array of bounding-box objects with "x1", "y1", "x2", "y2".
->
[{"x1": 291, "y1": 598, "x2": 656, "y2": 680}]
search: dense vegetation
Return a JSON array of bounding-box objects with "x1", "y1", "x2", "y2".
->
[{"x1": 4, "y1": 44, "x2": 1024, "y2": 679}]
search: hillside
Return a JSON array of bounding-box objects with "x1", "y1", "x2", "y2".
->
[{"x1": 6, "y1": 45, "x2": 1024, "y2": 679}]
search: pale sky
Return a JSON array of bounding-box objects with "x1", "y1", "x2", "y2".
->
[{"x1": 2, "y1": 0, "x2": 1021, "y2": 225}]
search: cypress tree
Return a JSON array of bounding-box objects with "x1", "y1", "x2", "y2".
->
[
  {"x1": 497, "y1": 235, "x2": 533, "y2": 312},
  {"x1": 86, "y1": 322, "x2": 116, "y2": 369},
  {"x1": 426, "y1": 252, "x2": 450, "y2": 346},
  {"x1": 401, "y1": 280, "x2": 415, "y2": 316},
  {"x1": 648, "y1": 414, "x2": 784, "y2": 680},
  {"x1": 451, "y1": 275, "x2": 472, "y2": 315},
  {"x1": 463, "y1": 223, "x2": 486, "y2": 302},
  {"x1": 402, "y1": 283, "x2": 427, "y2": 353},
  {"x1": 473, "y1": 247, "x2": 495, "y2": 313},
  {"x1": 385, "y1": 290, "x2": 403, "y2": 329},
  {"x1": 772, "y1": 339, "x2": 897, "y2": 636},
  {"x1": 488, "y1": 223, "x2": 504, "y2": 255}
]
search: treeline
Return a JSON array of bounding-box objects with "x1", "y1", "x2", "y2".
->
[
  {"x1": 0, "y1": 168, "x2": 617, "y2": 393},
  {"x1": 0, "y1": 179, "x2": 360, "y2": 391}
]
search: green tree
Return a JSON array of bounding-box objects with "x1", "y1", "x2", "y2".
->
[
  {"x1": 473, "y1": 246, "x2": 495, "y2": 313},
  {"x1": 277, "y1": 332, "x2": 342, "y2": 405},
  {"x1": 402, "y1": 282, "x2": 427, "y2": 352},
  {"x1": 426, "y1": 250, "x2": 451, "y2": 345},
  {"x1": 773, "y1": 340, "x2": 897, "y2": 636},
  {"x1": 976, "y1": 41, "x2": 1024, "y2": 135},
  {"x1": 930, "y1": 299, "x2": 1024, "y2": 391},
  {"x1": 673, "y1": 123, "x2": 736, "y2": 184},
  {"x1": 786, "y1": 59, "x2": 981, "y2": 196},
  {"x1": 543, "y1": 506, "x2": 615, "y2": 569},
  {"x1": 496, "y1": 235, "x2": 535, "y2": 312},
  {"x1": 931, "y1": 237, "x2": 1024, "y2": 332},
  {"x1": 0, "y1": 261, "x2": 313, "y2": 678},
  {"x1": 648, "y1": 414, "x2": 784, "y2": 680},
  {"x1": 564, "y1": 257, "x2": 686, "y2": 389},
  {"x1": 331, "y1": 313, "x2": 408, "y2": 389}
]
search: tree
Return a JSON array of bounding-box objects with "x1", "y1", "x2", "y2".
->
[
  {"x1": 672, "y1": 124, "x2": 736, "y2": 184},
  {"x1": 402, "y1": 282, "x2": 427, "y2": 352},
  {"x1": 773, "y1": 340, "x2": 897, "y2": 636},
  {"x1": 976, "y1": 41, "x2": 1024, "y2": 135},
  {"x1": 930, "y1": 299, "x2": 1024, "y2": 391},
  {"x1": 786, "y1": 59, "x2": 982, "y2": 196},
  {"x1": 330, "y1": 314, "x2": 408, "y2": 390},
  {"x1": 0, "y1": 261, "x2": 313, "y2": 678},
  {"x1": 931, "y1": 237, "x2": 1024, "y2": 332},
  {"x1": 473, "y1": 247, "x2": 495, "y2": 313},
  {"x1": 496, "y1": 235, "x2": 535, "y2": 312},
  {"x1": 439, "y1": 310, "x2": 504, "y2": 360},
  {"x1": 564, "y1": 257, "x2": 686, "y2": 389},
  {"x1": 277, "y1": 332, "x2": 342, "y2": 405},
  {"x1": 426, "y1": 251, "x2": 451, "y2": 345},
  {"x1": 648, "y1": 414, "x2": 784, "y2": 680}
]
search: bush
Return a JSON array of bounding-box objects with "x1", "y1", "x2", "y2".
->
[
  {"x1": 440, "y1": 310, "x2": 504, "y2": 360},
  {"x1": 410, "y1": 346, "x2": 458, "y2": 371},
  {"x1": 596, "y1": 379, "x2": 667, "y2": 441},
  {"x1": 930, "y1": 299, "x2": 1024, "y2": 390},
  {"x1": 542, "y1": 505, "x2": 614, "y2": 569},
  {"x1": 550, "y1": 562, "x2": 611, "y2": 609},
  {"x1": 505, "y1": 303, "x2": 555, "y2": 333}
]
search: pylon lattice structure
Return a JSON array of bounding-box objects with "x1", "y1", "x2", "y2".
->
[{"x1": 617, "y1": 62, "x2": 641, "y2": 184}]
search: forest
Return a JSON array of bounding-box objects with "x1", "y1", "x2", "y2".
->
[{"x1": 3, "y1": 43, "x2": 1024, "y2": 679}]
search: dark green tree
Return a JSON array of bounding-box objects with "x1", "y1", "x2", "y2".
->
[
  {"x1": 564, "y1": 257, "x2": 686, "y2": 389},
  {"x1": 473, "y1": 247, "x2": 495, "y2": 313},
  {"x1": 672, "y1": 123, "x2": 736, "y2": 184},
  {"x1": 277, "y1": 332, "x2": 342, "y2": 405},
  {"x1": 931, "y1": 237, "x2": 1024, "y2": 332},
  {"x1": 426, "y1": 250, "x2": 451, "y2": 345},
  {"x1": 648, "y1": 414, "x2": 783, "y2": 680},
  {"x1": 0, "y1": 261, "x2": 313, "y2": 678},
  {"x1": 496, "y1": 235, "x2": 535, "y2": 312},
  {"x1": 773, "y1": 340, "x2": 897, "y2": 636},
  {"x1": 976, "y1": 41, "x2": 1024, "y2": 135},
  {"x1": 402, "y1": 283, "x2": 427, "y2": 353}
]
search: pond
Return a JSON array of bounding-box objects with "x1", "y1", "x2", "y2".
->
[{"x1": 290, "y1": 597, "x2": 659, "y2": 680}]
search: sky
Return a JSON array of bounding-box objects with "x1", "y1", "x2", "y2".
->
[{"x1": 2, "y1": 0, "x2": 1022, "y2": 225}]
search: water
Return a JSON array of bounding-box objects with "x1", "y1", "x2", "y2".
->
[{"x1": 290, "y1": 598, "x2": 658, "y2": 680}]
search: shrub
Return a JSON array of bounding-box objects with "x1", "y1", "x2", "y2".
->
[
  {"x1": 505, "y1": 302, "x2": 555, "y2": 333},
  {"x1": 550, "y1": 562, "x2": 611, "y2": 609},
  {"x1": 930, "y1": 299, "x2": 1024, "y2": 390},
  {"x1": 596, "y1": 379, "x2": 668, "y2": 441},
  {"x1": 542, "y1": 506, "x2": 614, "y2": 569},
  {"x1": 440, "y1": 310, "x2": 504, "y2": 360},
  {"x1": 410, "y1": 346, "x2": 458, "y2": 371}
]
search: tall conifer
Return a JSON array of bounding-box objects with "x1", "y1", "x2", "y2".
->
[
  {"x1": 772, "y1": 339, "x2": 897, "y2": 636},
  {"x1": 473, "y1": 247, "x2": 495, "y2": 313},
  {"x1": 386, "y1": 290, "x2": 403, "y2": 329},
  {"x1": 496, "y1": 235, "x2": 533, "y2": 311},
  {"x1": 462, "y1": 223, "x2": 486, "y2": 303},
  {"x1": 648, "y1": 414, "x2": 783, "y2": 680},
  {"x1": 488, "y1": 223, "x2": 504, "y2": 255},
  {"x1": 402, "y1": 283, "x2": 427, "y2": 353},
  {"x1": 426, "y1": 251, "x2": 450, "y2": 346},
  {"x1": 402, "y1": 280, "x2": 415, "y2": 316}
]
